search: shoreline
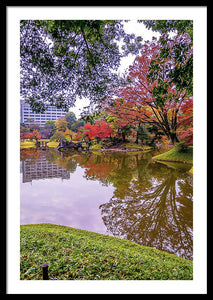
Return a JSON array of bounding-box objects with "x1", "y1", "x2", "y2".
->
[{"x1": 152, "y1": 158, "x2": 193, "y2": 165}]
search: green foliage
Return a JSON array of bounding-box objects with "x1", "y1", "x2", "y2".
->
[
  {"x1": 50, "y1": 130, "x2": 66, "y2": 142},
  {"x1": 44, "y1": 120, "x2": 56, "y2": 137},
  {"x1": 143, "y1": 20, "x2": 193, "y2": 95},
  {"x1": 137, "y1": 125, "x2": 150, "y2": 144},
  {"x1": 65, "y1": 111, "x2": 77, "y2": 130},
  {"x1": 20, "y1": 224, "x2": 192, "y2": 280},
  {"x1": 142, "y1": 20, "x2": 193, "y2": 39},
  {"x1": 70, "y1": 119, "x2": 85, "y2": 132},
  {"x1": 20, "y1": 20, "x2": 143, "y2": 112}
]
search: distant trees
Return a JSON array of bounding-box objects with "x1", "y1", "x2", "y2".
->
[
  {"x1": 20, "y1": 129, "x2": 41, "y2": 141},
  {"x1": 65, "y1": 112, "x2": 77, "y2": 130},
  {"x1": 20, "y1": 111, "x2": 79, "y2": 141},
  {"x1": 51, "y1": 112, "x2": 79, "y2": 142},
  {"x1": 43, "y1": 120, "x2": 56, "y2": 138},
  {"x1": 55, "y1": 116, "x2": 68, "y2": 132}
]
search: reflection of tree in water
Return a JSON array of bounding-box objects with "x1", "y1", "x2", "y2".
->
[
  {"x1": 64, "y1": 150, "x2": 193, "y2": 260},
  {"x1": 99, "y1": 160, "x2": 193, "y2": 260},
  {"x1": 22, "y1": 149, "x2": 193, "y2": 259}
]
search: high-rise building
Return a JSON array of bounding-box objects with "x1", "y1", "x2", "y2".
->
[{"x1": 20, "y1": 100, "x2": 67, "y2": 127}]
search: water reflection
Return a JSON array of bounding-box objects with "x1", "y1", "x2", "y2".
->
[
  {"x1": 100, "y1": 166, "x2": 193, "y2": 260},
  {"x1": 20, "y1": 148, "x2": 193, "y2": 259}
]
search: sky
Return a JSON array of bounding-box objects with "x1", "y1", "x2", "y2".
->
[{"x1": 70, "y1": 21, "x2": 160, "y2": 119}]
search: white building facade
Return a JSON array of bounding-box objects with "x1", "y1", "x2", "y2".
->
[{"x1": 20, "y1": 100, "x2": 67, "y2": 127}]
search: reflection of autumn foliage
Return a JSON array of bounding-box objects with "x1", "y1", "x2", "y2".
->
[
  {"x1": 74, "y1": 154, "x2": 115, "y2": 183},
  {"x1": 20, "y1": 148, "x2": 40, "y2": 160},
  {"x1": 45, "y1": 149, "x2": 78, "y2": 173},
  {"x1": 21, "y1": 149, "x2": 192, "y2": 259},
  {"x1": 84, "y1": 161, "x2": 114, "y2": 180},
  {"x1": 100, "y1": 166, "x2": 193, "y2": 260}
]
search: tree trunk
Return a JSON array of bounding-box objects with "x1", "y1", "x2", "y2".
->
[
  {"x1": 170, "y1": 131, "x2": 179, "y2": 145},
  {"x1": 135, "y1": 131, "x2": 139, "y2": 144},
  {"x1": 135, "y1": 123, "x2": 141, "y2": 144},
  {"x1": 122, "y1": 132, "x2": 126, "y2": 143}
]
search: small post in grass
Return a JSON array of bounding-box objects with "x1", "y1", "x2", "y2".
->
[{"x1": 42, "y1": 263, "x2": 49, "y2": 280}]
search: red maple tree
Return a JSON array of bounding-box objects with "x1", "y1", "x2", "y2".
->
[
  {"x1": 177, "y1": 99, "x2": 193, "y2": 145},
  {"x1": 104, "y1": 35, "x2": 193, "y2": 145},
  {"x1": 83, "y1": 120, "x2": 113, "y2": 140},
  {"x1": 30, "y1": 129, "x2": 41, "y2": 141}
]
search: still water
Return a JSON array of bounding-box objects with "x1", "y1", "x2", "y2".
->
[{"x1": 20, "y1": 148, "x2": 193, "y2": 260}]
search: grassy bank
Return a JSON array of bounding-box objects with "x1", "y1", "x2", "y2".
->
[
  {"x1": 20, "y1": 224, "x2": 192, "y2": 280},
  {"x1": 20, "y1": 141, "x2": 36, "y2": 149},
  {"x1": 153, "y1": 144, "x2": 193, "y2": 165},
  {"x1": 20, "y1": 140, "x2": 58, "y2": 149}
]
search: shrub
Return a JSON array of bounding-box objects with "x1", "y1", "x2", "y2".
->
[{"x1": 50, "y1": 131, "x2": 66, "y2": 142}]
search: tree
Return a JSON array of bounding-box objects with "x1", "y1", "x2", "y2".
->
[
  {"x1": 177, "y1": 99, "x2": 193, "y2": 145},
  {"x1": 65, "y1": 111, "x2": 77, "y2": 130},
  {"x1": 105, "y1": 36, "x2": 192, "y2": 145},
  {"x1": 83, "y1": 120, "x2": 113, "y2": 141},
  {"x1": 20, "y1": 20, "x2": 143, "y2": 112},
  {"x1": 39, "y1": 128, "x2": 51, "y2": 139},
  {"x1": 44, "y1": 120, "x2": 56, "y2": 136},
  {"x1": 22, "y1": 118, "x2": 40, "y2": 132},
  {"x1": 63, "y1": 128, "x2": 73, "y2": 141},
  {"x1": 94, "y1": 120, "x2": 113, "y2": 139},
  {"x1": 70, "y1": 119, "x2": 85, "y2": 132},
  {"x1": 30, "y1": 129, "x2": 41, "y2": 141},
  {"x1": 104, "y1": 98, "x2": 142, "y2": 142},
  {"x1": 142, "y1": 20, "x2": 193, "y2": 95},
  {"x1": 81, "y1": 111, "x2": 102, "y2": 125},
  {"x1": 20, "y1": 131, "x2": 31, "y2": 140},
  {"x1": 55, "y1": 116, "x2": 68, "y2": 132},
  {"x1": 137, "y1": 124, "x2": 150, "y2": 145},
  {"x1": 50, "y1": 130, "x2": 66, "y2": 142}
]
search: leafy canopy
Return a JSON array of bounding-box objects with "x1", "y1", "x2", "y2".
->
[
  {"x1": 83, "y1": 120, "x2": 113, "y2": 140},
  {"x1": 20, "y1": 20, "x2": 142, "y2": 113},
  {"x1": 142, "y1": 20, "x2": 193, "y2": 95}
]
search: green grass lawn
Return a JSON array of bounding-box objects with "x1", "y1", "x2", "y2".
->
[
  {"x1": 47, "y1": 141, "x2": 59, "y2": 148},
  {"x1": 20, "y1": 224, "x2": 192, "y2": 280},
  {"x1": 20, "y1": 139, "x2": 59, "y2": 149},
  {"x1": 153, "y1": 144, "x2": 193, "y2": 164},
  {"x1": 20, "y1": 140, "x2": 36, "y2": 149}
]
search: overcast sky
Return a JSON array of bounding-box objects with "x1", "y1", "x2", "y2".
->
[{"x1": 70, "y1": 20, "x2": 160, "y2": 118}]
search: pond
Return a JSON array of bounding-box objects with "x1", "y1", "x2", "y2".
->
[{"x1": 20, "y1": 148, "x2": 193, "y2": 260}]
